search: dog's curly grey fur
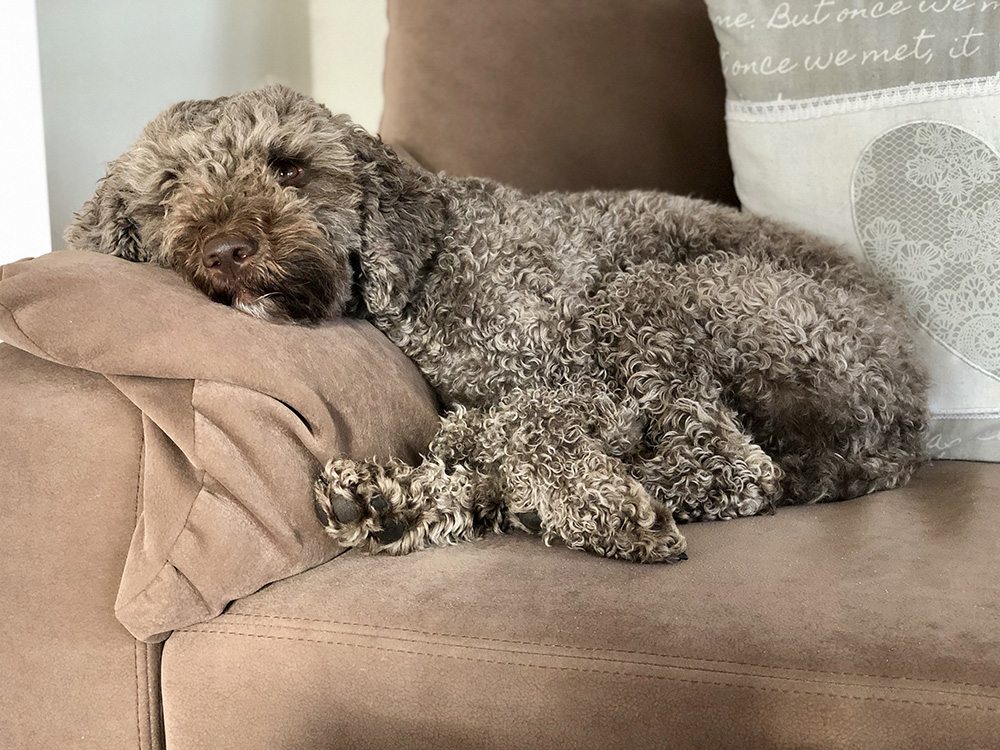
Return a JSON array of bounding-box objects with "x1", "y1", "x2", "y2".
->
[{"x1": 68, "y1": 86, "x2": 929, "y2": 563}]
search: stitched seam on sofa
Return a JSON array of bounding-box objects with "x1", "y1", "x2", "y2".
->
[
  {"x1": 219, "y1": 612, "x2": 1000, "y2": 692},
  {"x1": 132, "y1": 421, "x2": 146, "y2": 750},
  {"x1": 203, "y1": 619, "x2": 997, "y2": 701},
  {"x1": 134, "y1": 643, "x2": 145, "y2": 750},
  {"x1": 176, "y1": 628, "x2": 1000, "y2": 713},
  {"x1": 199, "y1": 625, "x2": 996, "y2": 699},
  {"x1": 145, "y1": 642, "x2": 165, "y2": 750}
]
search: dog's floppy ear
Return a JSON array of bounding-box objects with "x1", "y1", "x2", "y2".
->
[
  {"x1": 64, "y1": 164, "x2": 147, "y2": 261},
  {"x1": 337, "y1": 121, "x2": 445, "y2": 319}
]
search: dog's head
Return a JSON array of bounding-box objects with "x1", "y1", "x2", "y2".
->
[{"x1": 66, "y1": 86, "x2": 384, "y2": 323}]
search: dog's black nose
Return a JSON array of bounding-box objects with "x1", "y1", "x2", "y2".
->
[{"x1": 202, "y1": 233, "x2": 257, "y2": 276}]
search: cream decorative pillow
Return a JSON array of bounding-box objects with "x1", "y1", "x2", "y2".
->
[{"x1": 705, "y1": 0, "x2": 1000, "y2": 461}]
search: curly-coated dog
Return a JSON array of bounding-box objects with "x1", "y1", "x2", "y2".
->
[{"x1": 67, "y1": 86, "x2": 929, "y2": 563}]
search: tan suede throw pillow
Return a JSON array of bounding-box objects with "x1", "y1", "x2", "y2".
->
[{"x1": 0, "y1": 251, "x2": 440, "y2": 642}]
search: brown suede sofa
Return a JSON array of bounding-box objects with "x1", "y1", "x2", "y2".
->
[{"x1": 3, "y1": 3, "x2": 1000, "y2": 749}]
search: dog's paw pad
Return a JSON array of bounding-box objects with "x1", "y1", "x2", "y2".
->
[
  {"x1": 374, "y1": 517, "x2": 408, "y2": 544},
  {"x1": 367, "y1": 493, "x2": 407, "y2": 543},
  {"x1": 370, "y1": 493, "x2": 390, "y2": 514},
  {"x1": 314, "y1": 459, "x2": 371, "y2": 543},
  {"x1": 316, "y1": 463, "x2": 416, "y2": 551},
  {"x1": 313, "y1": 496, "x2": 332, "y2": 526},
  {"x1": 331, "y1": 495, "x2": 363, "y2": 524},
  {"x1": 514, "y1": 511, "x2": 542, "y2": 533}
]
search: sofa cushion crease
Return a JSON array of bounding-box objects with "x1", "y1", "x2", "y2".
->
[{"x1": 193, "y1": 609, "x2": 1000, "y2": 693}]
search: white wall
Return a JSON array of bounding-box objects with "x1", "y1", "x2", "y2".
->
[
  {"x1": 309, "y1": 0, "x2": 388, "y2": 133},
  {"x1": 0, "y1": 0, "x2": 52, "y2": 265},
  {"x1": 30, "y1": 0, "x2": 388, "y2": 253},
  {"x1": 37, "y1": 0, "x2": 313, "y2": 252}
]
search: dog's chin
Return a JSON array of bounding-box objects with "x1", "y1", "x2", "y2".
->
[
  {"x1": 201, "y1": 281, "x2": 343, "y2": 325},
  {"x1": 208, "y1": 287, "x2": 306, "y2": 324},
  {"x1": 191, "y1": 276, "x2": 282, "y2": 323},
  {"x1": 231, "y1": 294, "x2": 289, "y2": 322},
  {"x1": 183, "y1": 251, "x2": 352, "y2": 324}
]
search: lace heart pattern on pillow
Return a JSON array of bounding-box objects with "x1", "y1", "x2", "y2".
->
[{"x1": 853, "y1": 121, "x2": 1000, "y2": 380}]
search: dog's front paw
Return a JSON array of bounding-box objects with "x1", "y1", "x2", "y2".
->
[
  {"x1": 624, "y1": 501, "x2": 689, "y2": 564},
  {"x1": 313, "y1": 458, "x2": 410, "y2": 551},
  {"x1": 728, "y1": 444, "x2": 783, "y2": 517}
]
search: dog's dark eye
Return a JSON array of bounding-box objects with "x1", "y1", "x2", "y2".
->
[{"x1": 271, "y1": 158, "x2": 305, "y2": 186}]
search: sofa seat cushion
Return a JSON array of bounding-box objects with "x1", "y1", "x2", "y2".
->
[{"x1": 161, "y1": 460, "x2": 1000, "y2": 750}]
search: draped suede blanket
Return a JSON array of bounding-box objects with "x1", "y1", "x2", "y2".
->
[{"x1": 0, "y1": 251, "x2": 440, "y2": 642}]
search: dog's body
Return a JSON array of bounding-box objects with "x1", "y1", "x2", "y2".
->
[{"x1": 68, "y1": 87, "x2": 929, "y2": 562}]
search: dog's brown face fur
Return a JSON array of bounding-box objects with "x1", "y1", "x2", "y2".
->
[{"x1": 66, "y1": 86, "x2": 367, "y2": 322}]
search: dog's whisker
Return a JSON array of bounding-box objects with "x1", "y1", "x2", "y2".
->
[{"x1": 250, "y1": 291, "x2": 281, "y2": 302}]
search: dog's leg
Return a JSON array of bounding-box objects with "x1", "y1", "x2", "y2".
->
[
  {"x1": 743, "y1": 376, "x2": 928, "y2": 504},
  {"x1": 498, "y1": 434, "x2": 687, "y2": 563},
  {"x1": 629, "y1": 392, "x2": 782, "y2": 522},
  {"x1": 314, "y1": 406, "x2": 505, "y2": 555},
  {"x1": 315, "y1": 389, "x2": 688, "y2": 563},
  {"x1": 460, "y1": 386, "x2": 685, "y2": 562}
]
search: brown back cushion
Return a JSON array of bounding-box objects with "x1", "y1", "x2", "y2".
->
[{"x1": 380, "y1": 0, "x2": 737, "y2": 203}]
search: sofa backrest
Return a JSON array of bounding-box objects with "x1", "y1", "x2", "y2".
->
[{"x1": 380, "y1": 0, "x2": 736, "y2": 205}]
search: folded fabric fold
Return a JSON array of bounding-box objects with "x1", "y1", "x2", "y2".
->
[{"x1": 0, "y1": 251, "x2": 441, "y2": 642}]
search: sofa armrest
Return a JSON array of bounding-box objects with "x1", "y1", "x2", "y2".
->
[{"x1": 0, "y1": 344, "x2": 163, "y2": 749}]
